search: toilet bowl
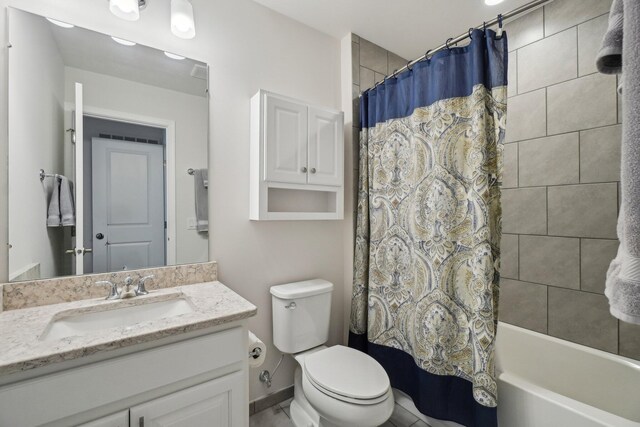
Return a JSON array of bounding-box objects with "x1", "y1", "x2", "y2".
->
[{"x1": 270, "y1": 279, "x2": 393, "y2": 427}]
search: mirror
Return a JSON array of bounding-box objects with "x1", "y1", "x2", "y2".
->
[{"x1": 7, "y1": 8, "x2": 209, "y2": 282}]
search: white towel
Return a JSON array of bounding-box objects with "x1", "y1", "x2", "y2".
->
[{"x1": 193, "y1": 168, "x2": 208, "y2": 232}]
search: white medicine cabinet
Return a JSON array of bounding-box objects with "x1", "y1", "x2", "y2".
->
[{"x1": 250, "y1": 90, "x2": 344, "y2": 220}]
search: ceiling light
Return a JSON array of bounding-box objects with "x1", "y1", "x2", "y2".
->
[
  {"x1": 171, "y1": 0, "x2": 196, "y2": 39},
  {"x1": 109, "y1": 0, "x2": 145, "y2": 21},
  {"x1": 164, "y1": 51, "x2": 185, "y2": 60},
  {"x1": 485, "y1": 0, "x2": 505, "y2": 5},
  {"x1": 46, "y1": 18, "x2": 75, "y2": 28},
  {"x1": 111, "y1": 36, "x2": 137, "y2": 46}
]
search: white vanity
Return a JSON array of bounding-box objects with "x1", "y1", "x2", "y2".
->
[{"x1": 0, "y1": 282, "x2": 257, "y2": 427}]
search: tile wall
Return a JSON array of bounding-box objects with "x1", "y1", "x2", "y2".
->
[{"x1": 500, "y1": 0, "x2": 640, "y2": 359}]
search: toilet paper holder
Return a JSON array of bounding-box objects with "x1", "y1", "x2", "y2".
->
[{"x1": 249, "y1": 347, "x2": 262, "y2": 359}]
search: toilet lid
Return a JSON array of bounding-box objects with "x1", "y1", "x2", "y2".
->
[{"x1": 303, "y1": 345, "x2": 390, "y2": 400}]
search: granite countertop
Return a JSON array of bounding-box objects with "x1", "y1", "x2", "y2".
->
[{"x1": 0, "y1": 282, "x2": 257, "y2": 377}]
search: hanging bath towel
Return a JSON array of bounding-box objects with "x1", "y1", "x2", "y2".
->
[{"x1": 349, "y1": 29, "x2": 507, "y2": 427}]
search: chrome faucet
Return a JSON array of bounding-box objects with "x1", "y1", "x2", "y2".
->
[{"x1": 94, "y1": 274, "x2": 155, "y2": 300}]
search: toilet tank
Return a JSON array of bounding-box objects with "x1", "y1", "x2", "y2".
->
[{"x1": 270, "y1": 279, "x2": 333, "y2": 354}]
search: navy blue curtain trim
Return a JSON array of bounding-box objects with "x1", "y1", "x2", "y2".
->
[
  {"x1": 348, "y1": 332, "x2": 497, "y2": 427},
  {"x1": 360, "y1": 29, "x2": 508, "y2": 129}
]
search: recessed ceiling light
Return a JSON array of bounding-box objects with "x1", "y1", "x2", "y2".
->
[
  {"x1": 485, "y1": 0, "x2": 504, "y2": 4},
  {"x1": 164, "y1": 51, "x2": 186, "y2": 60},
  {"x1": 46, "y1": 18, "x2": 75, "y2": 28},
  {"x1": 111, "y1": 36, "x2": 137, "y2": 46}
]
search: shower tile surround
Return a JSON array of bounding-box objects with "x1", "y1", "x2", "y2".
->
[
  {"x1": 501, "y1": 0, "x2": 640, "y2": 359},
  {"x1": 0, "y1": 261, "x2": 217, "y2": 311}
]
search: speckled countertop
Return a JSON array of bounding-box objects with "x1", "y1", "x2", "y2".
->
[{"x1": 0, "y1": 282, "x2": 257, "y2": 377}]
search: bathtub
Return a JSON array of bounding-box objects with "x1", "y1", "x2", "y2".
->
[{"x1": 395, "y1": 322, "x2": 640, "y2": 427}]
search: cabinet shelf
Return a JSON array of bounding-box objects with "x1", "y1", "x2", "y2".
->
[{"x1": 250, "y1": 90, "x2": 344, "y2": 221}]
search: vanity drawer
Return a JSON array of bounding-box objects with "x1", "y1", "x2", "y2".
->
[{"x1": 0, "y1": 327, "x2": 245, "y2": 427}]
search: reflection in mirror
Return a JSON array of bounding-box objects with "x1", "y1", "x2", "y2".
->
[{"x1": 7, "y1": 8, "x2": 209, "y2": 282}]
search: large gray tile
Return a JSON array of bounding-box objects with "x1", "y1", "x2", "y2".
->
[
  {"x1": 520, "y1": 235, "x2": 580, "y2": 289},
  {"x1": 359, "y1": 38, "x2": 388, "y2": 74},
  {"x1": 502, "y1": 188, "x2": 547, "y2": 234},
  {"x1": 544, "y1": 0, "x2": 612, "y2": 36},
  {"x1": 518, "y1": 133, "x2": 579, "y2": 187},
  {"x1": 499, "y1": 279, "x2": 548, "y2": 333},
  {"x1": 578, "y1": 14, "x2": 609, "y2": 76},
  {"x1": 388, "y1": 52, "x2": 407, "y2": 75},
  {"x1": 352, "y1": 42, "x2": 360, "y2": 83},
  {"x1": 503, "y1": 143, "x2": 518, "y2": 188},
  {"x1": 548, "y1": 183, "x2": 618, "y2": 238},
  {"x1": 619, "y1": 322, "x2": 640, "y2": 360},
  {"x1": 581, "y1": 239, "x2": 619, "y2": 293},
  {"x1": 411, "y1": 421, "x2": 431, "y2": 427},
  {"x1": 279, "y1": 397, "x2": 293, "y2": 418},
  {"x1": 517, "y1": 28, "x2": 577, "y2": 93},
  {"x1": 505, "y1": 89, "x2": 546, "y2": 143},
  {"x1": 389, "y1": 403, "x2": 419, "y2": 427},
  {"x1": 548, "y1": 287, "x2": 618, "y2": 353},
  {"x1": 501, "y1": 234, "x2": 519, "y2": 279},
  {"x1": 580, "y1": 125, "x2": 622, "y2": 183},
  {"x1": 360, "y1": 66, "x2": 375, "y2": 90},
  {"x1": 504, "y1": 7, "x2": 544, "y2": 51},
  {"x1": 547, "y1": 73, "x2": 617, "y2": 135},
  {"x1": 249, "y1": 405, "x2": 293, "y2": 427},
  {"x1": 508, "y1": 51, "x2": 517, "y2": 98}
]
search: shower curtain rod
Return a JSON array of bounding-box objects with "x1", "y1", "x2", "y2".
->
[{"x1": 365, "y1": 0, "x2": 554, "y2": 93}]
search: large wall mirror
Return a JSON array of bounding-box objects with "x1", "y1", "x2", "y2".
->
[{"x1": 7, "y1": 8, "x2": 209, "y2": 282}]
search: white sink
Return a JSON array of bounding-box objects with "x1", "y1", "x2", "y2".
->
[{"x1": 41, "y1": 296, "x2": 194, "y2": 341}]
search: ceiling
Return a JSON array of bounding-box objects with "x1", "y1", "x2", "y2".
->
[
  {"x1": 47, "y1": 18, "x2": 207, "y2": 97},
  {"x1": 252, "y1": 0, "x2": 536, "y2": 60}
]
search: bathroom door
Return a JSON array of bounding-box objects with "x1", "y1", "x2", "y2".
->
[{"x1": 91, "y1": 138, "x2": 165, "y2": 273}]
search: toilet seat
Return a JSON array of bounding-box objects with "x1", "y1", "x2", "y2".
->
[{"x1": 302, "y1": 345, "x2": 390, "y2": 405}]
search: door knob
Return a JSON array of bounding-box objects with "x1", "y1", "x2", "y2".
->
[
  {"x1": 301, "y1": 167, "x2": 308, "y2": 173},
  {"x1": 96, "y1": 233, "x2": 104, "y2": 240},
  {"x1": 310, "y1": 168, "x2": 316, "y2": 174}
]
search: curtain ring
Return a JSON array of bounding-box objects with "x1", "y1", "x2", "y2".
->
[
  {"x1": 468, "y1": 28, "x2": 474, "y2": 39},
  {"x1": 498, "y1": 14, "x2": 504, "y2": 29},
  {"x1": 406, "y1": 61, "x2": 413, "y2": 71},
  {"x1": 483, "y1": 21, "x2": 487, "y2": 32},
  {"x1": 446, "y1": 38, "x2": 454, "y2": 50},
  {"x1": 424, "y1": 49, "x2": 432, "y2": 59}
]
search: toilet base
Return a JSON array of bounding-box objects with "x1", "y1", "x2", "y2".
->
[{"x1": 289, "y1": 366, "x2": 343, "y2": 427}]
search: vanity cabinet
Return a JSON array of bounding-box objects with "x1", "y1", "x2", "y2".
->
[
  {"x1": 79, "y1": 411, "x2": 128, "y2": 427},
  {"x1": 251, "y1": 90, "x2": 344, "y2": 220}
]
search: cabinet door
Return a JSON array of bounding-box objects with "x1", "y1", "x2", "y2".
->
[
  {"x1": 308, "y1": 107, "x2": 343, "y2": 186},
  {"x1": 129, "y1": 372, "x2": 245, "y2": 427},
  {"x1": 79, "y1": 411, "x2": 129, "y2": 427},
  {"x1": 264, "y1": 94, "x2": 308, "y2": 184}
]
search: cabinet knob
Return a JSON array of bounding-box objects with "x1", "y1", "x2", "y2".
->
[
  {"x1": 310, "y1": 168, "x2": 316, "y2": 174},
  {"x1": 301, "y1": 167, "x2": 308, "y2": 173}
]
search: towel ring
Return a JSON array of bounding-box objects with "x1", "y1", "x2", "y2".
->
[{"x1": 446, "y1": 38, "x2": 454, "y2": 50}]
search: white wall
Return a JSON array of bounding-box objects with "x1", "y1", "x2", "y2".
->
[
  {"x1": 7, "y1": 9, "x2": 67, "y2": 280},
  {"x1": 63, "y1": 66, "x2": 209, "y2": 266},
  {"x1": 0, "y1": 0, "x2": 344, "y2": 401}
]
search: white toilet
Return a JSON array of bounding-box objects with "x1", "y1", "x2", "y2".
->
[{"x1": 271, "y1": 279, "x2": 394, "y2": 427}]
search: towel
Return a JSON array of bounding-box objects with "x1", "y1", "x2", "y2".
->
[
  {"x1": 46, "y1": 175, "x2": 75, "y2": 227},
  {"x1": 193, "y1": 168, "x2": 208, "y2": 232},
  {"x1": 598, "y1": 0, "x2": 640, "y2": 325}
]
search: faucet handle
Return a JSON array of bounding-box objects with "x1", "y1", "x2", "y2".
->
[
  {"x1": 136, "y1": 275, "x2": 154, "y2": 295},
  {"x1": 95, "y1": 280, "x2": 120, "y2": 300}
]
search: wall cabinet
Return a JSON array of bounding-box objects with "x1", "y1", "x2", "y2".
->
[{"x1": 251, "y1": 90, "x2": 344, "y2": 220}]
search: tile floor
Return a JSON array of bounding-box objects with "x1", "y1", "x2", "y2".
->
[{"x1": 249, "y1": 398, "x2": 431, "y2": 427}]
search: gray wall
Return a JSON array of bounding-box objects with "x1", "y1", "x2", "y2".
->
[{"x1": 500, "y1": 0, "x2": 640, "y2": 360}]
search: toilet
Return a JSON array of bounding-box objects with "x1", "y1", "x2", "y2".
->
[{"x1": 271, "y1": 279, "x2": 394, "y2": 427}]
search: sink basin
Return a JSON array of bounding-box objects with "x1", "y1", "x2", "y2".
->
[{"x1": 40, "y1": 296, "x2": 194, "y2": 341}]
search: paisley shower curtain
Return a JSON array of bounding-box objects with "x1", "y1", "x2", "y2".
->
[{"x1": 349, "y1": 29, "x2": 507, "y2": 427}]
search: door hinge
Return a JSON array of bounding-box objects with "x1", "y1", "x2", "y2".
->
[
  {"x1": 139, "y1": 416, "x2": 145, "y2": 427},
  {"x1": 164, "y1": 221, "x2": 167, "y2": 229}
]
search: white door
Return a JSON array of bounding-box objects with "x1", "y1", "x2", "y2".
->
[
  {"x1": 129, "y1": 372, "x2": 245, "y2": 427},
  {"x1": 307, "y1": 107, "x2": 343, "y2": 186},
  {"x1": 264, "y1": 94, "x2": 308, "y2": 184},
  {"x1": 79, "y1": 411, "x2": 129, "y2": 427},
  {"x1": 92, "y1": 138, "x2": 165, "y2": 273},
  {"x1": 74, "y1": 83, "x2": 85, "y2": 274}
]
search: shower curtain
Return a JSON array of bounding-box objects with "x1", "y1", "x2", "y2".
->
[{"x1": 349, "y1": 29, "x2": 507, "y2": 427}]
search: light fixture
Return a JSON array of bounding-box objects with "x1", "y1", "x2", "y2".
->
[
  {"x1": 46, "y1": 18, "x2": 75, "y2": 28},
  {"x1": 111, "y1": 36, "x2": 137, "y2": 46},
  {"x1": 171, "y1": 0, "x2": 196, "y2": 39},
  {"x1": 485, "y1": 0, "x2": 504, "y2": 5},
  {"x1": 109, "y1": 0, "x2": 146, "y2": 21},
  {"x1": 164, "y1": 51, "x2": 185, "y2": 60}
]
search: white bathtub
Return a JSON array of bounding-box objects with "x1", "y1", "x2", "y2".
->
[{"x1": 395, "y1": 322, "x2": 640, "y2": 427}]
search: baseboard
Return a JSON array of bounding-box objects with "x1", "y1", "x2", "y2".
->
[{"x1": 250, "y1": 385, "x2": 295, "y2": 415}]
